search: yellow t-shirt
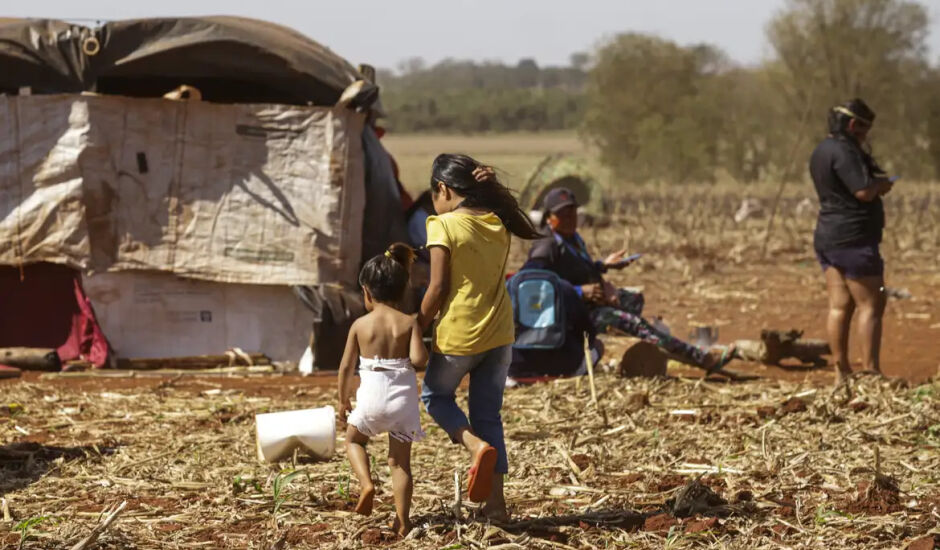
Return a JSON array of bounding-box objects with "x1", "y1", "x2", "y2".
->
[{"x1": 425, "y1": 211, "x2": 515, "y2": 356}]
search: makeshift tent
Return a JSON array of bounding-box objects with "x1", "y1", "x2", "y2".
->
[
  {"x1": 518, "y1": 154, "x2": 610, "y2": 226},
  {"x1": 0, "y1": 17, "x2": 365, "y2": 105},
  {"x1": 0, "y1": 17, "x2": 406, "y2": 367}
]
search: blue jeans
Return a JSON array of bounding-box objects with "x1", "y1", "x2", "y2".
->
[{"x1": 421, "y1": 345, "x2": 512, "y2": 474}]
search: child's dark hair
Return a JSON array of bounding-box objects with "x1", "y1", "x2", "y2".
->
[
  {"x1": 358, "y1": 243, "x2": 415, "y2": 303},
  {"x1": 430, "y1": 153, "x2": 541, "y2": 239}
]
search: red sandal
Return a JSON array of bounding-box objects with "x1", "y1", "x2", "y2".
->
[{"x1": 467, "y1": 445, "x2": 497, "y2": 503}]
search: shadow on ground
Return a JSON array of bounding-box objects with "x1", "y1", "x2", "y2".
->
[{"x1": 0, "y1": 442, "x2": 119, "y2": 495}]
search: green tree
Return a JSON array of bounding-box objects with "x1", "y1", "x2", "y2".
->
[
  {"x1": 582, "y1": 33, "x2": 723, "y2": 183},
  {"x1": 767, "y1": 0, "x2": 934, "y2": 178},
  {"x1": 378, "y1": 58, "x2": 586, "y2": 133},
  {"x1": 927, "y1": 67, "x2": 940, "y2": 176}
]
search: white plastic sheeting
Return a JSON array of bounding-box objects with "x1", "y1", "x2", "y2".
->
[
  {"x1": 82, "y1": 271, "x2": 312, "y2": 360},
  {"x1": 0, "y1": 94, "x2": 366, "y2": 286}
]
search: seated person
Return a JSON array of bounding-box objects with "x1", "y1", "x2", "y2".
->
[
  {"x1": 403, "y1": 191, "x2": 435, "y2": 312},
  {"x1": 406, "y1": 190, "x2": 434, "y2": 265},
  {"x1": 522, "y1": 188, "x2": 735, "y2": 373}
]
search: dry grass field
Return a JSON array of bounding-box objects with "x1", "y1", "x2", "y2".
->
[
  {"x1": 1, "y1": 133, "x2": 937, "y2": 549},
  {"x1": 1, "y1": 372, "x2": 936, "y2": 549},
  {"x1": 383, "y1": 132, "x2": 587, "y2": 194}
]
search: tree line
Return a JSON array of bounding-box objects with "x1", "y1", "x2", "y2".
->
[
  {"x1": 378, "y1": 0, "x2": 940, "y2": 183},
  {"x1": 377, "y1": 58, "x2": 587, "y2": 133}
]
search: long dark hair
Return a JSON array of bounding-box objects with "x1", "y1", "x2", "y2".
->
[
  {"x1": 430, "y1": 153, "x2": 541, "y2": 239},
  {"x1": 358, "y1": 243, "x2": 415, "y2": 304},
  {"x1": 828, "y1": 98, "x2": 875, "y2": 140}
]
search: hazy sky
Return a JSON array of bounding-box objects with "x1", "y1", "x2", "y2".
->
[{"x1": 8, "y1": 0, "x2": 940, "y2": 69}]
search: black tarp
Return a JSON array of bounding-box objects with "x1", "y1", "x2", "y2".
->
[{"x1": 0, "y1": 16, "x2": 364, "y2": 105}]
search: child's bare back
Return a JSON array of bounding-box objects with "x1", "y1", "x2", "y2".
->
[{"x1": 351, "y1": 305, "x2": 427, "y2": 368}]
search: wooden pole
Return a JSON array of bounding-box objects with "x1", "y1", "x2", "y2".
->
[
  {"x1": 760, "y1": 105, "x2": 813, "y2": 260},
  {"x1": 583, "y1": 333, "x2": 597, "y2": 406}
]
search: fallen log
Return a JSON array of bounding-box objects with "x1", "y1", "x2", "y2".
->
[
  {"x1": 734, "y1": 329, "x2": 830, "y2": 366},
  {"x1": 40, "y1": 365, "x2": 277, "y2": 379},
  {"x1": 116, "y1": 352, "x2": 270, "y2": 370},
  {"x1": 0, "y1": 347, "x2": 60, "y2": 371}
]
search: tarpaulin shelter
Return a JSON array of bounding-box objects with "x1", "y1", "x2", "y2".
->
[
  {"x1": 0, "y1": 17, "x2": 408, "y2": 367},
  {"x1": 0, "y1": 17, "x2": 362, "y2": 104},
  {"x1": 518, "y1": 154, "x2": 610, "y2": 226}
]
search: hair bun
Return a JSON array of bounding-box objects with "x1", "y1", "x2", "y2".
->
[{"x1": 385, "y1": 242, "x2": 416, "y2": 269}]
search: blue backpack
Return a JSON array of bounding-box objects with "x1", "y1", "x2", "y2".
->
[{"x1": 507, "y1": 269, "x2": 567, "y2": 350}]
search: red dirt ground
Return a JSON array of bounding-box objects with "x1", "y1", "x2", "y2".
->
[
  {"x1": 608, "y1": 259, "x2": 938, "y2": 385},
  {"x1": 1, "y1": 262, "x2": 935, "y2": 396}
]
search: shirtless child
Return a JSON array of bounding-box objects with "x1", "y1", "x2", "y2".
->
[{"x1": 337, "y1": 243, "x2": 427, "y2": 537}]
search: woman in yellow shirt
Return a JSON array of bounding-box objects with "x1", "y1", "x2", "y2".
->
[{"x1": 417, "y1": 154, "x2": 540, "y2": 521}]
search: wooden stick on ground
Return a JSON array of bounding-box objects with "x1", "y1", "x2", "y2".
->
[
  {"x1": 583, "y1": 333, "x2": 597, "y2": 406},
  {"x1": 452, "y1": 470, "x2": 463, "y2": 520},
  {"x1": 710, "y1": 366, "x2": 760, "y2": 382},
  {"x1": 69, "y1": 500, "x2": 126, "y2": 550},
  {"x1": 116, "y1": 353, "x2": 270, "y2": 371}
]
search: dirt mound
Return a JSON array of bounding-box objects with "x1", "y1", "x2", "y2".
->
[
  {"x1": 845, "y1": 475, "x2": 903, "y2": 515},
  {"x1": 780, "y1": 397, "x2": 808, "y2": 415}
]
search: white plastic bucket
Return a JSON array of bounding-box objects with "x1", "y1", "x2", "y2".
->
[{"x1": 255, "y1": 406, "x2": 336, "y2": 463}]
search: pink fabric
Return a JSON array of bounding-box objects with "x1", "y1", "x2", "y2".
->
[
  {"x1": 0, "y1": 263, "x2": 111, "y2": 367},
  {"x1": 57, "y1": 276, "x2": 110, "y2": 367}
]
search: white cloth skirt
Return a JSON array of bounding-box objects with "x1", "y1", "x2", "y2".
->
[{"x1": 347, "y1": 357, "x2": 425, "y2": 442}]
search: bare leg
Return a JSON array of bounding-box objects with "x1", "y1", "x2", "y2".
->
[
  {"x1": 824, "y1": 267, "x2": 856, "y2": 385},
  {"x1": 345, "y1": 425, "x2": 374, "y2": 515},
  {"x1": 845, "y1": 275, "x2": 886, "y2": 374},
  {"x1": 387, "y1": 437, "x2": 413, "y2": 537},
  {"x1": 454, "y1": 426, "x2": 490, "y2": 456},
  {"x1": 482, "y1": 474, "x2": 509, "y2": 522},
  {"x1": 454, "y1": 426, "x2": 497, "y2": 503}
]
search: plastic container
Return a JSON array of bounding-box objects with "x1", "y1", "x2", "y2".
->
[
  {"x1": 689, "y1": 326, "x2": 719, "y2": 348},
  {"x1": 255, "y1": 406, "x2": 336, "y2": 463},
  {"x1": 652, "y1": 316, "x2": 671, "y2": 336},
  {"x1": 298, "y1": 346, "x2": 314, "y2": 375}
]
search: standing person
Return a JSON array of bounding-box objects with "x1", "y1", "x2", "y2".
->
[
  {"x1": 523, "y1": 188, "x2": 736, "y2": 372},
  {"x1": 418, "y1": 154, "x2": 541, "y2": 521},
  {"x1": 810, "y1": 99, "x2": 895, "y2": 386},
  {"x1": 338, "y1": 243, "x2": 427, "y2": 537}
]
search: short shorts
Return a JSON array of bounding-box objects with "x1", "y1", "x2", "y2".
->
[{"x1": 815, "y1": 243, "x2": 884, "y2": 279}]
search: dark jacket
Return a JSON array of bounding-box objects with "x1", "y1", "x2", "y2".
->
[
  {"x1": 810, "y1": 135, "x2": 886, "y2": 249},
  {"x1": 523, "y1": 227, "x2": 606, "y2": 287}
]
